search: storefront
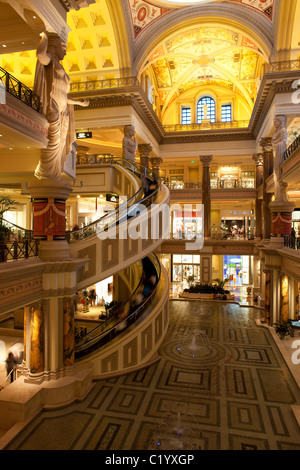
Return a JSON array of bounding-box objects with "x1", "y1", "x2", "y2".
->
[
  {"x1": 292, "y1": 209, "x2": 300, "y2": 236},
  {"x1": 171, "y1": 209, "x2": 203, "y2": 240},
  {"x1": 223, "y1": 255, "x2": 251, "y2": 285},
  {"x1": 171, "y1": 254, "x2": 201, "y2": 282},
  {"x1": 221, "y1": 210, "x2": 255, "y2": 239}
]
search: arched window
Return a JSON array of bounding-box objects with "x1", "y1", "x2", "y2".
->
[{"x1": 197, "y1": 97, "x2": 216, "y2": 123}]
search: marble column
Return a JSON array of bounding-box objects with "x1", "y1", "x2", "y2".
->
[
  {"x1": 63, "y1": 299, "x2": 75, "y2": 367},
  {"x1": 252, "y1": 154, "x2": 264, "y2": 239},
  {"x1": 200, "y1": 155, "x2": 213, "y2": 238},
  {"x1": 150, "y1": 156, "x2": 163, "y2": 178},
  {"x1": 280, "y1": 274, "x2": 289, "y2": 322},
  {"x1": 260, "y1": 138, "x2": 273, "y2": 240},
  {"x1": 30, "y1": 305, "x2": 44, "y2": 376},
  {"x1": 264, "y1": 270, "x2": 271, "y2": 324},
  {"x1": 295, "y1": 280, "x2": 299, "y2": 319},
  {"x1": 138, "y1": 144, "x2": 152, "y2": 174}
]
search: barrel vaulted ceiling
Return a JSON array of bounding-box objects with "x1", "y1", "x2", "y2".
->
[{"x1": 128, "y1": 0, "x2": 274, "y2": 39}]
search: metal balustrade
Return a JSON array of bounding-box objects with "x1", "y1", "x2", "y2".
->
[
  {"x1": 0, "y1": 67, "x2": 41, "y2": 112},
  {"x1": 283, "y1": 235, "x2": 300, "y2": 250},
  {"x1": 75, "y1": 253, "x2": 161, "y2": 359},
  {"x1": 284, "y1": 136, "x2": 300, "y2": 162},
  {"x1": 70, "y1": 77, "x2": 140, "y2": 93},
  {"x1": 163, "y1": 121, "x2": 250, "y2": 132}
]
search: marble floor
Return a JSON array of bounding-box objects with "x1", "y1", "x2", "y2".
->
[{"x1": 2, "y1": 300, "x2": 300, "y2": 451}]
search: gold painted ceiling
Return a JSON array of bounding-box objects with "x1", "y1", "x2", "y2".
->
[
  {"x1": 129, "y1": 0, "x2": 274, "y2": 38},
  {"x1": 142, "y1": 25, "x2": 266, "y2": 116}
]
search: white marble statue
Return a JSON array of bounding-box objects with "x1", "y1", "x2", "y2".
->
[
  {"x1": 122, "y1": 125, "x2": 137, "y2": 162},
  {"x1": 272, "y1": 115, "x2": 288, "y2": 201},
  {"x1": 34, "y1": 32, "x2": 89, "y2": 181}
]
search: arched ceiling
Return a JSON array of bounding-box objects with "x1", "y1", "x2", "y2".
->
[
  {"x1": 128, "y1": 0, "x2": 274, "y2": 39},
  {"x1": 141, "y1": 23, "x2": 267, "y2": 118}
]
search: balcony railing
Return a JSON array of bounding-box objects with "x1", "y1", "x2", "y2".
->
[
  {"x1": 0, "y1": 67, "x2": 41, "y2": 113},
  {"x1": 164, "y1": 180, "x2": 255, "y2": 190},
  {"x1": 211, "y1": 180, "x2": 256, "y2": 189},
  {"x1": 269, "y1": 60, "x2": 300, "y2": 73},
  {"x1": 70, "y1": 77, "x2": 140, "y2": 93},
  {"x1": 283, "y1": 235, "x2": 300, "y2": 250},
  {"x1": 163, "y1": 121, "x2": 250, "y2": 133},
  {"x1": 284, "y1": 136, "x2": 300, "y2": 162},
  {"x1": 0, "y1": 240, "x2": 39, "y2": 262}
]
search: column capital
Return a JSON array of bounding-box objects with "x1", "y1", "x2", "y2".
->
[
  {"x1": 259, "y1": 137, "x2": 273, "y2": 152},
  {"x1": 252, "y1": 153, "x2": 264, "y2": 166},
  {"x1": 200, "y1": 155, "x2": 213, "y2": 168},
  {"x1": 138, "y1": 143, "x2": 153, "y2": 157}
]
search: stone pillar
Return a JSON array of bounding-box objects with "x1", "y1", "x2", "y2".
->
[
  {"x1": 138, "y1": 144, "x2": 152, "y2": 174},
  {"x1": 295, "y1": 280, "x2": 299, "y2": 319},
  {"x1": 252, "y1": 153, "x2": 264, "y2": 239},
  {"x1": 28, "y1": 179, "x2": 72, "y2": 261},
  {"x1": 260, "y1": 138, "x2": 273, "y2": 241},
  {"x1": 264, "y1": 269, "x2": 271, "y2": 324},
  {"x1": 150, "y1": 156, "x2": 162, "y2": 178},
  {"x1": 30, "y1": 304, "x2": 44, "y2": 376},
  {"x1": 200, "y1": 155, "x2": 213, "y2": 238},
  {"x1": 280, "y1": 274, "x2": 289, "y2": 322},
  {"x1": 63, "y1": 299, "x2": 75, "y2": 367}
]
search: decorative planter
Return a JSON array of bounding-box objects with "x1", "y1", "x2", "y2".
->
[{"x1": 179, "y1": 292, "x2": 235, "y2": 301}]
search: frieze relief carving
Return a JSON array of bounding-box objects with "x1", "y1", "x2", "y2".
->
[
  {"x1": 0, "y1": 277, "x2": 42, "y2": 304},
  {"x1": 0, "y1": 104, "x2": 48, "y2": 137}
]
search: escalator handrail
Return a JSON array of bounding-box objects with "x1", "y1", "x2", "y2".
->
[
  {"x1": 67, "y1": 157, "x2": 162, "y2": 243},
  {"x1": 75, "y1": 252, "x2": 161, "y2": 356}
]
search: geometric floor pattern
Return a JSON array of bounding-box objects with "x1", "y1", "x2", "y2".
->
[{"x1": 4, "y1": 301, "x2": 300, "y2": 450}]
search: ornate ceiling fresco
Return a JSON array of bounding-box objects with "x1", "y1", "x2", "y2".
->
[
  {"x1": 141, "y1": 25, "x2": 267, "y2": 117},
  {"x1": 128, "y1": 0, "x2": 274, "y2": 38}
]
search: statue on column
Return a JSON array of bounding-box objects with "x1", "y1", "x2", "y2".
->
[
  {"x1": 272, "y1": 115, "x2": 288, "y2": 201},
  {"x1": 122, "y1": 125, "x2": 137, "y2": 163},
  {"x1": 33, "y1": 32, "x2": 89, "y2": 181}
]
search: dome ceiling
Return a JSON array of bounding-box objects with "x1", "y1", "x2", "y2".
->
[{"x1": 141, "y1": 25, "x2": 267, "y2": 116}]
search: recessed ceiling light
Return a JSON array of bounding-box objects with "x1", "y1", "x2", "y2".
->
[{"x1": 2, "y1": 45, "x2": 6, "y2": 48}]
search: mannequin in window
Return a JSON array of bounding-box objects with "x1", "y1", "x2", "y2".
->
[{"x1": 34, "y1": 32, "x2": 89, "y2": 181}]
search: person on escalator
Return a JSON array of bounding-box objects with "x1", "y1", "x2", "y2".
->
[{"x1": 142, "y1": 175, "x2": 152, "y2": 197}]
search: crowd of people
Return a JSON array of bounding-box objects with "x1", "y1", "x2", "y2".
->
[
  {"x1": 73, "y1": 288, "x2": 100, "y2": 313},
  {"x1": 114, "y1": 258, "x2": 158, "y2": 332}
]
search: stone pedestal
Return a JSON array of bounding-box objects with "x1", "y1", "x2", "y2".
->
[
  {"x1": 269, "y1": 200, "x2": 295, "y2": 237},
  {"x1": 28, "y1": 179, "x2": 72, "y2": 261}
]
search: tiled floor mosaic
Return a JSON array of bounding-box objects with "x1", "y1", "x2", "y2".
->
[{"x1": 4, "y1": 301, "x2": 300, "y2": 450}]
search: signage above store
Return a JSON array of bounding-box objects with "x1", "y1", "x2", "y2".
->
[
  {"x1": 106, "y1": 194, "x2": 119, "y2": 204},
  {"x1": 76, "y1": 131, "x2": 92, "y2": 139}
]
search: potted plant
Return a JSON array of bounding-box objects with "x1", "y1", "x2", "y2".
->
[
  {"x1": 0, "y1": 196, "x2": 16, "y2": 241},
  {"x1": 274, "y1": 321, "x2": 291, "y2": 339}
]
